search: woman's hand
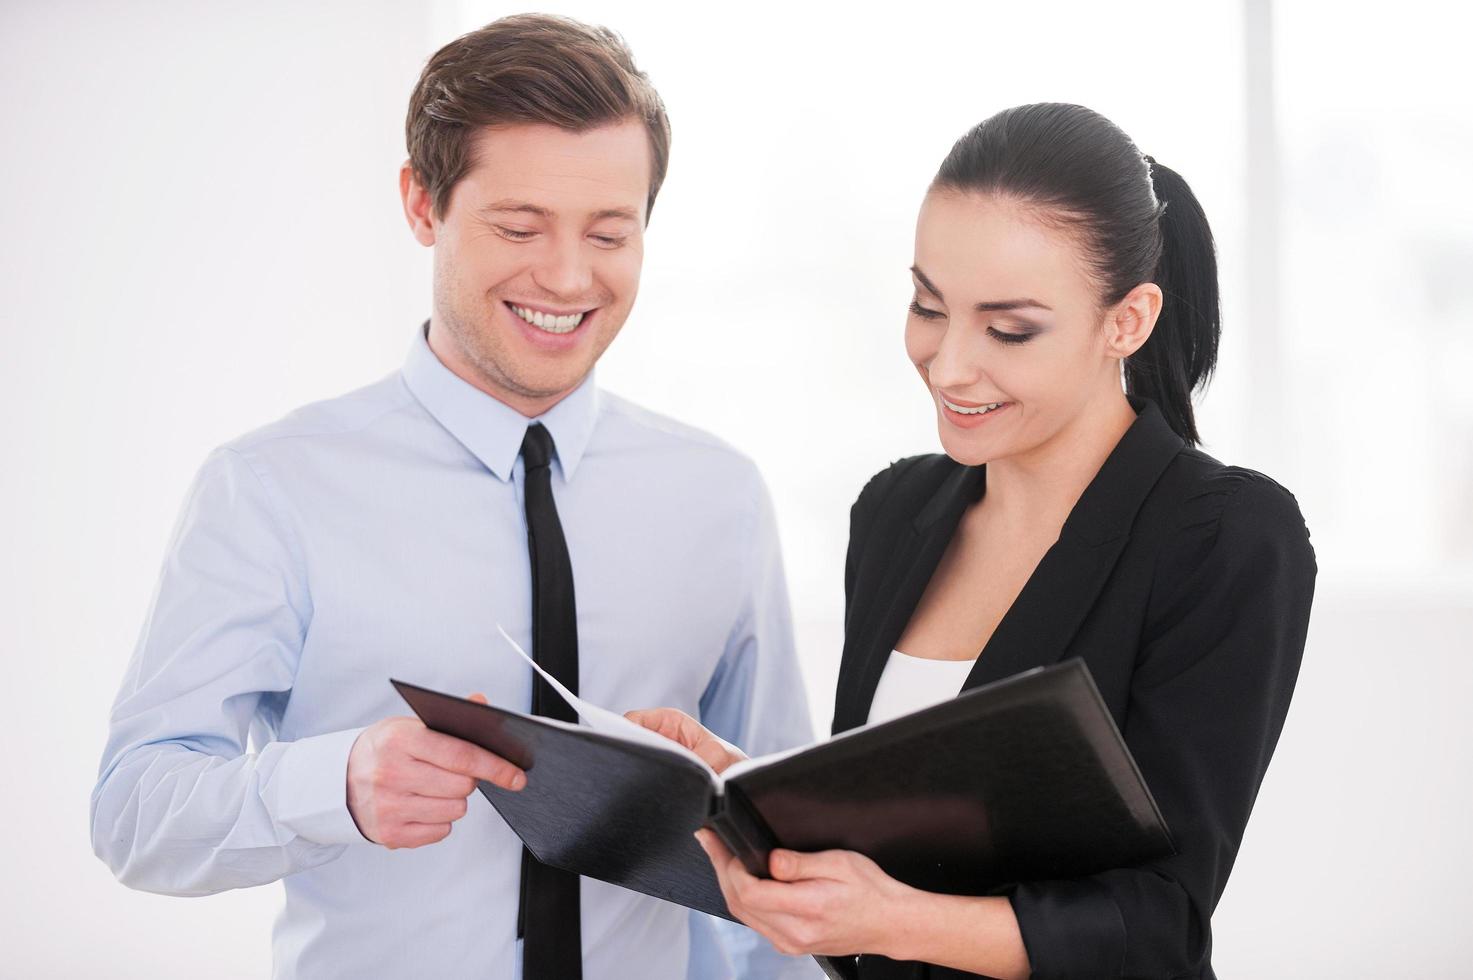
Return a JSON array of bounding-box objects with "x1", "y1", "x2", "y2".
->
[
  {"x1": 693, "y1": 829, "x2": 919, "y2": 958},
  {"x1": 624, "y1": 707, "x2": 747, "y2": 774}
]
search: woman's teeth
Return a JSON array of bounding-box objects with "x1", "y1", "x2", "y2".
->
[
  {"x1": 941, "y1": 396, "x2": 1008, "y2": 415},
  {"x1": 510, "y1": 304, "x2": 585, "y2": 334}
]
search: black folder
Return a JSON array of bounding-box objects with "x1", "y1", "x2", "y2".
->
[{"x1": 392, "y1": 659, "x2": 1173, "y2": 975}]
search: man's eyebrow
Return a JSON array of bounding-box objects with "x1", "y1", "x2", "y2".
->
[
  {"x1": 481, "y1": 200, "x2": 552, "y2": 218},
  {"x1": 478, "y1": 201, "x2": 640, "y2": 222},
  {"x1": 909, "y1": 266, "x2": 1052, "y2": 312}
]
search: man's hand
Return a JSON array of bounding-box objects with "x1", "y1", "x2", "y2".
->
[
  {"x1": 346, "y1": 693, "x2": 525, "y2": 849},
  {"x1": 624, "y1": 707, "x2": 747, "y2": 774}
]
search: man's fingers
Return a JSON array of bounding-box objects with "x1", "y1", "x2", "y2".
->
[
  {"x1": 691, "y1": 737, "x2": 740, "y2": 775},
  {"x1": 403, "y1": 794, "x2": 470, "y2": 825},
  {"x1": 629, "y1": 709, "x2": 745, "y2": 774},
  {"x1": 467, "y1": 692, "x2": 489, "y2": 705},
  {"x1": 403, "y1": 760, "x2": 478, "y2": 799},
  {"x1": 625, "y1": 708, "x2": 690, "y2": 745},
  {"x1": 408, "y1": 729, "x2": 526, "y2": 790},
  {"x1": 389, "y1": 822, "x2": 453, "y2": 849},
  {"x1": 625, "y1": 708, "x2": 712, "y2": 755}
]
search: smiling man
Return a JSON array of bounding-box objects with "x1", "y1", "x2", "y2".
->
[
  {"x1": 414, "y1": 122, "x2": 651, "y2": 418},
  {"x1": 91, "y1": 14, "x2": 815, "y2": 980}
]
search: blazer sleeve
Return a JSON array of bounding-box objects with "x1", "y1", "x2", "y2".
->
[
  {"x1": 1007, "y1": 470, "x2": 1317, "y2": 979},
  {"x1": 845, "y1": 456, "x2": 930, "y2": 617}
]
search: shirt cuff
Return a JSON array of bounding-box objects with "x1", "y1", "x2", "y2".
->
[{"x1": 262, "y1": 726, "x2": 369, "y2": 846}]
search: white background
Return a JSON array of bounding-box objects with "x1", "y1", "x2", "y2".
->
[{"x1": 2, "y1": 1, "x2": 1470, "y2": 977}]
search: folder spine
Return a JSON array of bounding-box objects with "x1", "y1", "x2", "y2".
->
[{"x1": 706, "y1": 783, "x2": 780, "y2": 878}]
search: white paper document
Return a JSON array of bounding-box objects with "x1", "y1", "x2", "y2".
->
[
  {"x1": 494, "y1": 624, "x2": 721, "y2": 776},
  {"x1": 494, "y1": 625, "x2": 866, "y2": 790}
]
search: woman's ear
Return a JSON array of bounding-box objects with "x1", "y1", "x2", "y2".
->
[
  {"x1": 399, "y1": 162, "x2": 438, "y2": 247},
  {"x1": 1105, "y1": 282, "x2": 1163, "y2": 360}
]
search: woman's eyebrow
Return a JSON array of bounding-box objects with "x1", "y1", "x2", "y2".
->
[
  {"x1": 910, "y1": 265, "x2": 944, "y2": 299},
  {"x1": 910, "y1": 265, "x2": 1051, "y2": 312},
  {"x1": 975, "y1": 298, "x2": 1053, "y2": 312}
]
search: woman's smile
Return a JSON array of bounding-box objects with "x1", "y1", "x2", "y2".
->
[{"x1": 938, "y1": 392, "x2": 1014, "y2": 428}]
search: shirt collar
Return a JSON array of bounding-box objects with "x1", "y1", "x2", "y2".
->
[{"x1": 401, "y1": 322, "x2": 600, "y2": 482}]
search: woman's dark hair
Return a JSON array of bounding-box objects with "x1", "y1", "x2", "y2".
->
[{"x1": 933, "y1": 103, "x2": 1220, "y2": 445}]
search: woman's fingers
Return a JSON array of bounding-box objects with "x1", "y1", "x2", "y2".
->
[
  {"x1": 694, "y1": 827, "x2": 733, "y2": 865},
  {"x1": 695, "y1": 830, "x2": 800, "y2": 914},
  {"x1": 695, "y1": 829, "x2": 742, "y2": 905},
  {"x1": 768, "y1": 847, "x2": 865, "y2": 882}
]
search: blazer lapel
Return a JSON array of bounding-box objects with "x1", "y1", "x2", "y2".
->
[
  {"x1": 832, "y1": 464, "x2": 985, "y2": 733},
  {"x1": 835, "y1": 398, "x2": 1189, "y2": 730},
  {"x1": 962, "y1": 397, "x2": 1186, "y2": 690},
  {"x1": 960, "y1": 526, "x2": 1128, "y2": 688}
]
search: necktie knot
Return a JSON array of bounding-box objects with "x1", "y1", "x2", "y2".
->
[{"x1": 521, "y1": 423, "x2": 555, "y2": 473}]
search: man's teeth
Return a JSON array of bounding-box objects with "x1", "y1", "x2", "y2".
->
[
  {"x1": 510, "y1": 304, "x2": 585, "y2": 334},
  {"x1": 941, "y1": 396, "x2": 1008, "y2": 415}
]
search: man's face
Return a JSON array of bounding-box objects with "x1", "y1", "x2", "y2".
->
[{"x1": 406, "y1": 120, "x2": 651, "y2": 414}]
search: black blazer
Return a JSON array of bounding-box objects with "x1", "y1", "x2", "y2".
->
[{"x1": 831, "y1": 398, "x2": 1316, "y2": 980}]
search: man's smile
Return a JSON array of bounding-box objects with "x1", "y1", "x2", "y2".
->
[{"x1": 504, "y1": 301, "x2": 595, "y2": 336}]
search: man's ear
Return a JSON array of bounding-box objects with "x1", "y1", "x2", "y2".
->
[
  {"x1": 1105, "y1": 282, "x2": 1163, "y2": 360},
  {"x1": 399, "y1": 162, "x2": 437, "y2": 247}
]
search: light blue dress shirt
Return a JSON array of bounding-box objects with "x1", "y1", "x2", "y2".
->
[{"x1": 91, "y1": 326, "x2": 818, "y2": 979}]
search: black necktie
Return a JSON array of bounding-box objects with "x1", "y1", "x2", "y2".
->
[{"x1": 517, "y1": 423, "x2": 582, "y2": 979}]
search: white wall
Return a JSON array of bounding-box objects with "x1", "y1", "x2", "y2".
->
[{"x1": 2, "y1": 1, "x2": 1468, "y2": 976}]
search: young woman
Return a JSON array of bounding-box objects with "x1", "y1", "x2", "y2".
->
[{"x1": 631, "y1": 103, "x2": 1315, "y2": 979}]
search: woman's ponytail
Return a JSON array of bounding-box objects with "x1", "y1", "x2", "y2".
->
[{"x1": 1125, "y1": 157, "x2": 1221, "y2": 446}]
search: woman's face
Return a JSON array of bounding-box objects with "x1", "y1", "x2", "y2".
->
[{"x1": 905, "y1": 189, "x2": 1136, "y2": 467}]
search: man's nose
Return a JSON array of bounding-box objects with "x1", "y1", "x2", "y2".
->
[{"x1": 531, "y1": 237, "x2": 595, "y2": 299}]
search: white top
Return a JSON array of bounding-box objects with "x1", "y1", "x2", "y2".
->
[{"x1": 866, "y1": 649, "x2": 979, "y2": 725}]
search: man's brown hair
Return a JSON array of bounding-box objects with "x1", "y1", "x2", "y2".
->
[{"x1": 406, "y1": 13, "x2": 671, "y2": 222}]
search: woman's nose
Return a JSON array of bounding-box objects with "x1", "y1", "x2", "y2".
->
[{"x1": 925, "y1": 324, "x2": 983, "y2": 391}]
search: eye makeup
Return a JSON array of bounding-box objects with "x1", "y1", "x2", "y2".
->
[
  {"x1": 909, "y1": 297, "x2": 1041, "y2": 345},
  {"x1": 987, "y1": 326, "x2": 1036, "y2": 345}
]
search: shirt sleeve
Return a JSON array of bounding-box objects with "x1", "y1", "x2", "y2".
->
[
  {"x1": 689, "y1": 464, "x2": 822, "y2": 980},
  {"x1": 1007, "y1": 471, "x2": 1317, "y2": 979},
  {"x1": 90, "y1": 447, "x2": 366, "y2": 898}
]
